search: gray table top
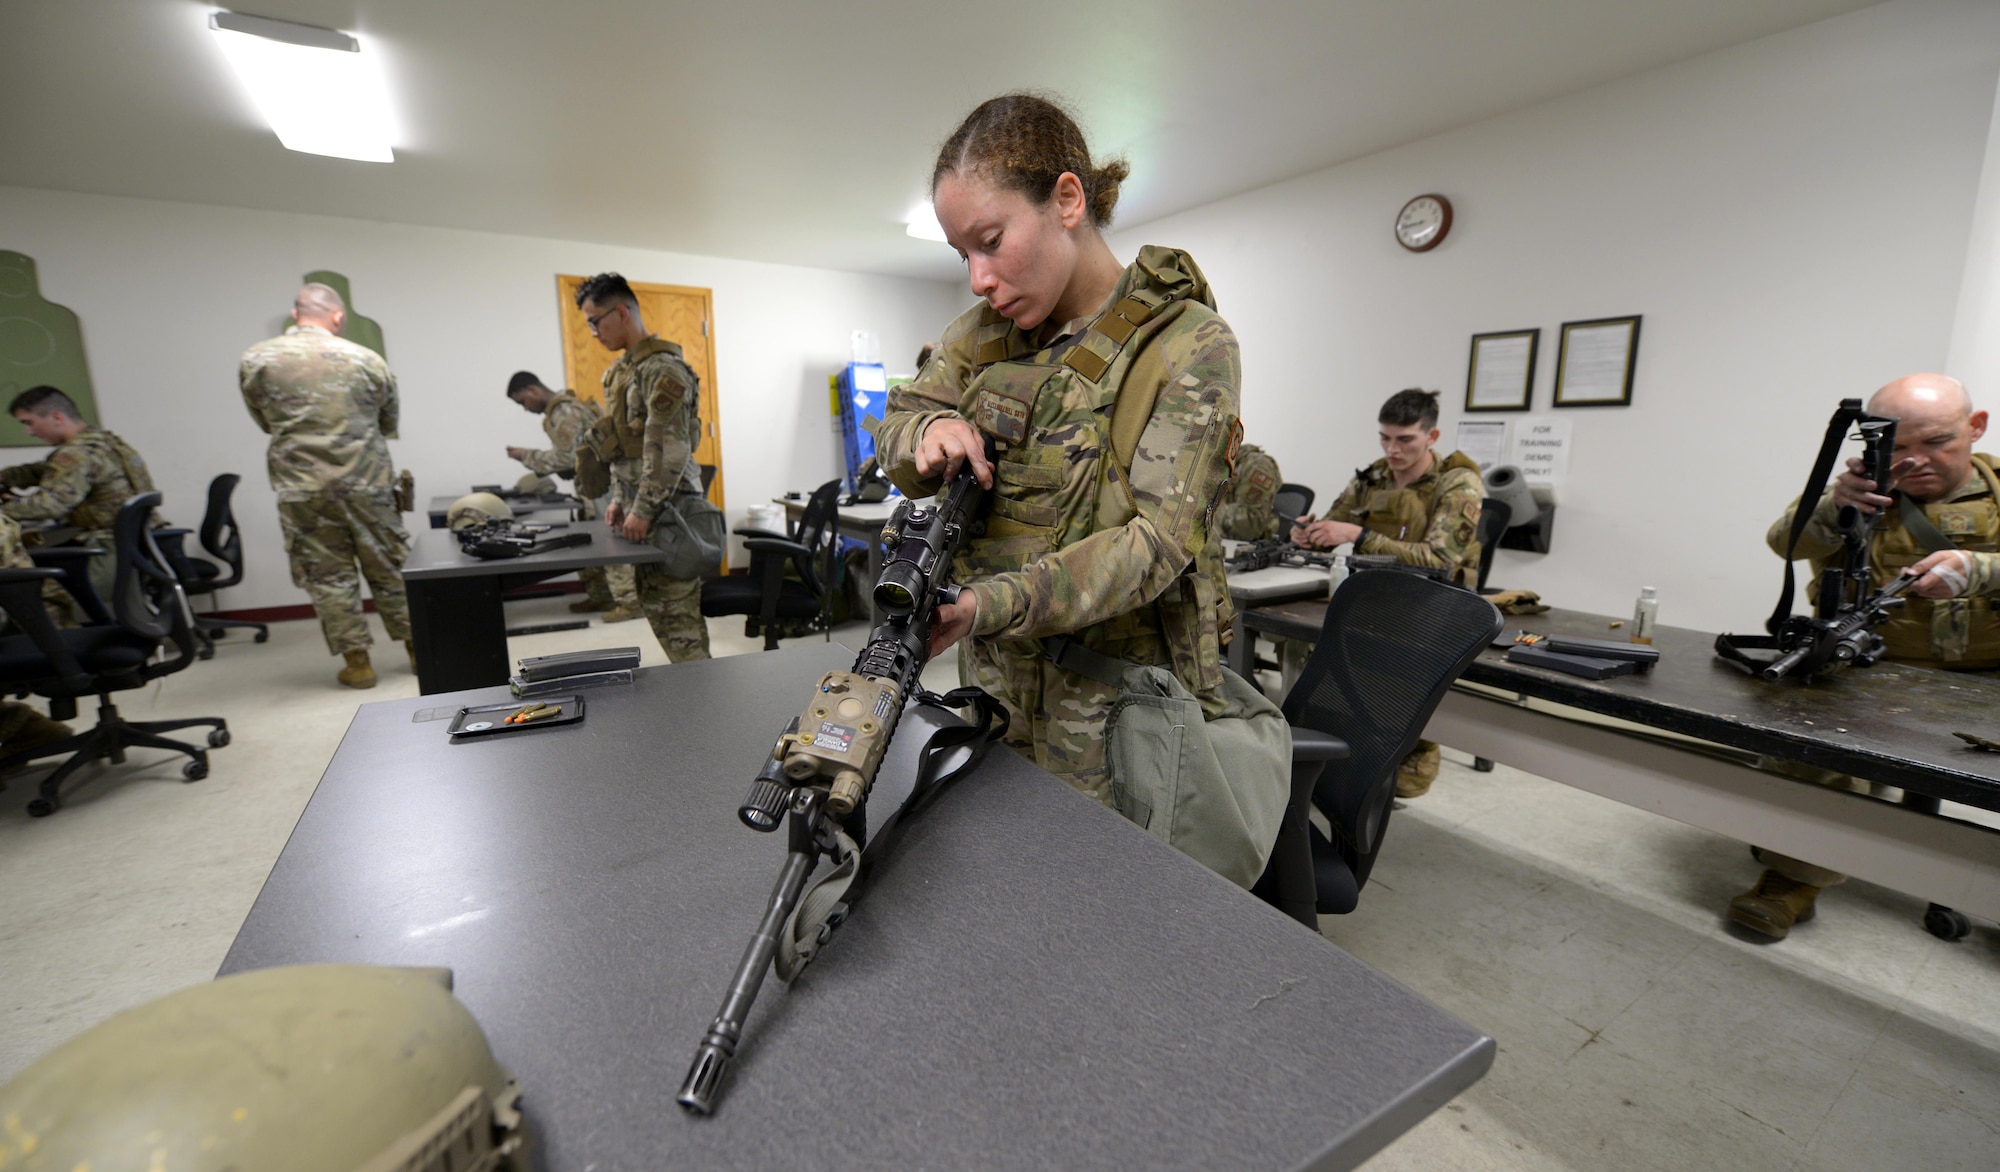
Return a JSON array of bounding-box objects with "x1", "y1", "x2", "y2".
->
[
  {"x1": 401, "y1": 522, "x2": 663, "y2": 581},
  {"x1": 220, "y1": 646, "x2": 1492, "y2": 1171}
]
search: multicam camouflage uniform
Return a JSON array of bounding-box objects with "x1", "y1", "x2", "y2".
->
[
  {"x1": 588, "y1": 337, "x2": 710, "y2": 661},
  {"x1": 1214, "y1": 442, "x2": 1283, "y2": 541},
  {"x1": 1, "y1": 425, "x2": 161, "y2": 599},
  {"x1": 875, "y1": 246, "x2": 1241, "y2": 803},
  {"x1": 1756, "y1": 452, "x2": 2000, "y2": 889},
  {"x1": 1321, "y1": 449, "x2": 1484, "y2": 789},
  {"x1": 1321, "y1": 452, "x2": 1484, "y2": 587},
  {"x1": 0, "y1": 512, "x2": 73, "y2": 748},
  {"x1": 517, "y1": 390, "x2": 638, "y2": 612},
  {"x1": 238, "y1": 323, "x2": 411, "y2": 656}
]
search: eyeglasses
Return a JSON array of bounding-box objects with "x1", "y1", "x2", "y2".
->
[{"x1": 586, "y1": 304, "x2": 623, "y2": 333}]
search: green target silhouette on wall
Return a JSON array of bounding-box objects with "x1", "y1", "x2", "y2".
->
[{"x1": 0, "y1": 252, "x2": 101, "y2": 447}]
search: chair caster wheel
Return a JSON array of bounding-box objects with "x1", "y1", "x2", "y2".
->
[
  {"x1": 182, "y1": 758, "x2": 208, "y2": 781},
  {"x1": 207, "y1": 729, "x2": 231, "y2": 748},
  {"x1": 212, "y1": 629, "x2": 229, "y2": 640},
  {"x1": 1924, "y1": 903, "x2": 1971, "y2": 941},
  {"x1": 197, "y1": 646, "x2": 215, "y2": 661},
  {"x1": 26, "y1": 798, "x2": 54, "y2": 817},
  {"x1": 254, "y1": 631, "x2": 269, "y2": 643}
]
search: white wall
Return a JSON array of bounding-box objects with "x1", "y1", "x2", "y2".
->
[
  {"x1": 0, "y1": 185, "x2": 962, "y2": 610},
  {"x1": 1111, "y1": 0, "x2": 2000, "y2": 633}
]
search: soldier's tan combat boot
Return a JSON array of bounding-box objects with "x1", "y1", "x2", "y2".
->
[
  {"x1": 404, "y1": 640, "x2": 417, "y2": 671},
  {"x1": 1727, "y1": 869, "x2": 1820, "y2": 939},
  {"x1": 569, "y1": 597, "x2": 612, "y2": 614},
  {"x1": 601, "y1": 604, "x2": 643, "y2": 624},
  {"x1": 1395, "y1": 742, "x2": 1441, "y2": 798},
  {"x1": 337, "y1": 650, "x2": 377, "y2": 689}
]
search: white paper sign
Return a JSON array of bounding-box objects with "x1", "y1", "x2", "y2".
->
[
  {"x1": 1454, "y1": 419, "x2": 1508, "y2": 471},
  {"x1": 1508, "y1": 416, "x2": 1571, "y2": 484}
]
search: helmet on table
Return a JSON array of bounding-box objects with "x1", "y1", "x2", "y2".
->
[
  {"x1": 448, "y1": 492, "x2": 512, "y2": 531},
  {"x1": 0, "y1": 963, "x2": 530, "y2": 1171}
]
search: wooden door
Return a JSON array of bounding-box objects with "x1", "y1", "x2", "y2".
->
[{"x1": 557, "y1": 276, "x2": 725, "y2": 518}]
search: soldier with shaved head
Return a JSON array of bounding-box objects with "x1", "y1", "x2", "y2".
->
[
  {"x1": 1731, "y1": 372, "x2": 1999, "y2": 938},
  {"x1": 239, "y1": 283, "x2": 412, "y2": 688}
]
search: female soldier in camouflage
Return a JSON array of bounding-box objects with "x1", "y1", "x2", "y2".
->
[{"x1": 874, "y1": 94, "x2": 1250, "y2": 806}]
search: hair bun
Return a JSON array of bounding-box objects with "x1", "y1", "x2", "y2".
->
[{"x1": 1090, "y1": 159, "x2": 1130, "y2": 227}]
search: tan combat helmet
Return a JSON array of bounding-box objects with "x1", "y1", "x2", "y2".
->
[
  {"x1": 448, "y1": 492, "x2": 512, "y2": 531},
  {"x1": 515, "y1": 472, "x2": 558, "y2": 496},
  {"x1": 0, "y1": 964, "x2": 529, "y2": 1172}
]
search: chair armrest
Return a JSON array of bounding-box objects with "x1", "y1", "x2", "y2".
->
[
  {"x1": 743, "y1": 537, "x2": 812, "y2": 559},
  {"x1": 732, "y1": 526, "x2": 789, "y2": 541},
  {"x1": 27, "y1": 545, "x2": 113, "y2": 626},
  {"x1": 1289, "y1": 726, "x2": 1351, "y2": 762},
  {"x1": 0, "y1": 569, "x2": 92, "y2": 690}
]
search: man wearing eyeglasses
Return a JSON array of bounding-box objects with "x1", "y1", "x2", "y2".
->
[{"x1": 574, "y1": 272, "x2": 711, "y2": 662}]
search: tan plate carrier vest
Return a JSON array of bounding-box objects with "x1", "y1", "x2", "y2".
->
[
  {"x1": 955, "y1": 247, "x2": 1233, "y2": 705},
  {"x1": 1351, "y1": 451, "x2": 1482, "y2": 587},
  {"x1": 1845, "y1": 453, "x2": 2000, "y2": 668}
]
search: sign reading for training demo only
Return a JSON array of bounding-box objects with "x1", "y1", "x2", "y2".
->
[{"x1": 1508, "y1": 416, "x2": 1571, "y2": 485}]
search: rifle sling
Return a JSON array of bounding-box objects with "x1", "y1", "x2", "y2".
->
[
  {"x1": 1767, "y1": 404, "x2": 1865, "y2": 635},
  {"x1": 1896, "y1": 492, "x2": 1956, "y2": 555}
]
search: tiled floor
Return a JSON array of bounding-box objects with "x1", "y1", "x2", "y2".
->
[{"x1": 1, "y1": 597, "x2": 1995, "y2": 1169}]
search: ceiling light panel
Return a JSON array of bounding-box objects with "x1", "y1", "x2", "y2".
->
[{"x1": 209, "y1": 10, "x2": 395, "y2": 162}]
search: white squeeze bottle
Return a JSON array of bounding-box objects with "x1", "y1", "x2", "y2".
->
[{"x1": 1631, "y1": 586, "x2": 1658, "y2": 645}]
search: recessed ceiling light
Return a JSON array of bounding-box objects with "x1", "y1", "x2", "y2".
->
[
  {"x1": 209, "y1": 10, "x2": 395, "y2": 163},
  {"x1": 905, "y1": 205, "x2": 948, "y2": 243}
]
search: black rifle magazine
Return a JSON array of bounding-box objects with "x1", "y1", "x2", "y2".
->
[
  {"x1": 1504, "y1": 645, "x2": 1644, "y2": 680},
  {"x1": 447, "y1": 694, "x2": 586, "y2": 738}
]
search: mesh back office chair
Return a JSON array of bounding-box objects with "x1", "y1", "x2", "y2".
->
[
  {"x1": 0, "y1": 493, "x2": 228, "y2": 817},
  {"x1": 1252, "y1": 570, "x2": 1502, "y2": 926},
  {"x1": 700, "y1": 480, "x2": 843, "y2": 650},
  {"x1": 154, "y1": 475, "x2": 270, "y2": 653},
  {"x1": 1475, "y1": 498, "x2": 1512, "y2": 594},
  {"x1": 1272, "y1": 483, "x2": 1316, "y2": 529}
]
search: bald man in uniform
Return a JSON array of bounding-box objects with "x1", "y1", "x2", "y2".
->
[
  {"x1": 1734, "y1": 373, "x2": 1998, "y2": 938},
  {"x1": 239, "y1": 283, "x2": 412, "y2": 689}
]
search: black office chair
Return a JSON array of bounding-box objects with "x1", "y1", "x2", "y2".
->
[
  {"x1": 1252, "y1": 571, "x2": 1502, "y2": 926},
  {"x1": 0, "y1": 493, "x2": 229, "y2": 817},
  {"x1": 1474, "y1": 498, "x2": 1512, "y2": 594},
  {"x1": 1272, "y1": 482, "x2": 1315, "y2": 528},
  {"x1": 700, "y1": 480, "x2": 843, "y2": 651},
  {"x1": 164, "y1": 474, "x2": 269, "y2": 650}
]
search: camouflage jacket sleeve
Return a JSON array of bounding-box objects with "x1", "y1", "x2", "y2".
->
[
  {"x1": 238, "y1": 355, "x2": 272, "y2": 434},
  {"x1": 377, "y1": 364, "x2": 400, "y2": 441},
  {"x1": 971, "y1": 318, "x2": 1242, "y2": 640},
  {"x1": 1, "y1": 445, "x2": 89, "y2": 522},
  {"x1": 0, "y1": 460, "x2": 50, "y2": 491},
  {"x1": 1356, "y1": 465, "x2": 1485, "y2": 570},
  {"x1": 1960, "y1": 551, "x2": 2000, "y2": 596},
  {"x1": 1766, "y1": 495, "x2": 1844, "y2": 562},
  {"x1": 875, "y1": 309, "x2": 984, "y2": 498},
  {"x1": 1213, "y1": 452, "x2": 1280, "y2": 541},
  {"x1": 521, "y1": 400, "x2": 587, "y2": 476},
  {"x1": 635, "y1": 357, "x2": 699, "y2": 518}
]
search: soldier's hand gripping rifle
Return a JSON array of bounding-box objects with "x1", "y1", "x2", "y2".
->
[
  {"x1": 1717, "y1": 399, "x2": 1909, "y2": 681},
  {"x1": 1224, "y1": 537, "x2": 1338, "y2": 574},
  {"x1": 676, "y1": 456, "x2": 1009, "y2": 1116}
]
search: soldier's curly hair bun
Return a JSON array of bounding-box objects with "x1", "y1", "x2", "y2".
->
[{"x1": 934, "y1": 93, "x2": 1130, "y2": 228}]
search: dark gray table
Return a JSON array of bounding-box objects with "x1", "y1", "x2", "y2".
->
[
  {"x1": 221, "y1": 647, "x2": 1494, "y2": 1171},
  {"x1": 403, "y1": 524, "x2": 661, "y2": 694},
  {"x1": 1240, "y1": 600, "x2": 2000, "y2": 921}
]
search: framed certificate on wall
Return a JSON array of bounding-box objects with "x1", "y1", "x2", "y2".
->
[
  {"x1": 1554, "y1": 315, "x2": 1642, "y2": 407},
  {"x1": 1465, "y1": 329, "x2": 1538, "y2": 412}
]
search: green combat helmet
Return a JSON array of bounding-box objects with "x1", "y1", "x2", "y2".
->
[
  {"x1": 0, "y1": 964, "x2": 531, "y2": 1172},
  {"x1": 448, "y1": 492, "x2": 512, "y2": 532}
]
